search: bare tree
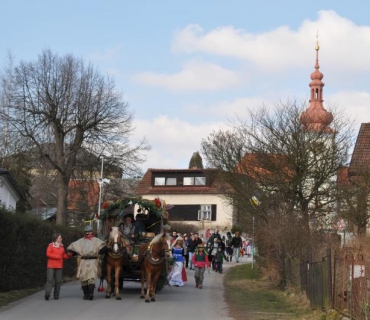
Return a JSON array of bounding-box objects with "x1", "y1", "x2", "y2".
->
[
  {"x1": 337, "y1": 168, "x2": 370, "y2": 236},
  {"x1": 201, "y1": 101, "x2": 353, "y2": 238},
  {"x1": 0, "y1": 49, "x2": 150, "y2": 225}
]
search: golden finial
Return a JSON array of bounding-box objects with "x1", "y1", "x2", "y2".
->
[{"x1": 315, "y1": 30, "x2": 320, "y2": 51}]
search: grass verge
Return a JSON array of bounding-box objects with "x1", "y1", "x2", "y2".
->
[
  {"x1": 0, "y1": 288, "x2": 40, "y2": 309},
  {"x1": 224, "y1": 264, "x2": 326, "y2": 320}
]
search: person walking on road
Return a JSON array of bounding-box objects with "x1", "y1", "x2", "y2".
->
[
  {"x1": 169, "y1": 237, "x2": 186, "y2": 287},
  {"x1": 67, "y1": 225, "x2": 106, "y2": 300},
  {"x1": 214, "y1": 246, "x2": 227, "y2": 273},
  {"x1": 225, "y1": 232, "x2": 233, "y2": 262},
  {"x1": 188, "y1": 234, "x2": 199, "y2": 270},
  {"x1": 231, "y1": 231, "x2": 243, "y2": 263},
  {"x1": 192, "y1": 243, "x2": 210, "y2": 289},
  {"x1": 207, "y1": 229, "x2": 221, "y2": 249},
  {"x1": 44, "y1": 233, "x2": 71, "y2": 300}
]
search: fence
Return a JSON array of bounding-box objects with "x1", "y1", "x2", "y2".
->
[
  {"x1": 285, "y1": 249, "x2": 370, "y2": 319},
  {"x1": 333, "y1": 251, "x2": 369, "y2": 320}
]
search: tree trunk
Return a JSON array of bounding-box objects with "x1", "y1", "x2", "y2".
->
[{"x1": 56, "y1": 174, "x2": 69, "y2": 226}]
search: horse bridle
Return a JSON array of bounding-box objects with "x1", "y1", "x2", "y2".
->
[
  {"x1": 145, "y1": 238, "x2": 170, "y2": 265},
  {"x1": 107, "y1": 237, "x2": 127, "y2": 259}
]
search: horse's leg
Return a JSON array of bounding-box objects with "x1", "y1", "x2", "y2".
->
[
  {"x1": 145, "y1": 269, "x2": 151, "y2": 303},
  {"x1": 105, "y1": 264, "x2": 112, "y2": 299},
  {"x1": 140, "y1": 264, "x2": 145, "y2": 299},
  {"x1": 114, "y1": 265, "x2": 121, "y2": 300},
  {"x1": 151, "y1": 268, "x2": 162, "y2": 302}
]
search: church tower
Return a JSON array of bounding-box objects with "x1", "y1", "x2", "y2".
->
[{"x1": 300, "y1": 37, "x2": 334, "y2": 132}]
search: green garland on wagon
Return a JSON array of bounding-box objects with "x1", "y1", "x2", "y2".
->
[{"x1": 99, "y1": 197, "x2": 169, "y2": 220}]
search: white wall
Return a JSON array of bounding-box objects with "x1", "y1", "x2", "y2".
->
[{"x1": 0, "y1": 177, "x2": 18, "y2": 211}]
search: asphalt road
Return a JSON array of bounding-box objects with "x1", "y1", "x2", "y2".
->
[{"x1": 0, "y1": 256, "x2": 252, "y2": 320}]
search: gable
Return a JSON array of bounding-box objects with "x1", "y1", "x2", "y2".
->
[{"x1": 349, "y1": 123, "x2": 370, "y2": 176}]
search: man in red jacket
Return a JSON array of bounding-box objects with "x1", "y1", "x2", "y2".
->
[{"x1": 45, "y1": 233, "x2": 71, "y2": 300}]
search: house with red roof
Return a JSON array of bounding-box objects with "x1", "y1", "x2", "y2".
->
[
  {"x1": 135, "y1": 167, "x2": 233, "y2": 230},
  {"x1": 346, "y1": 123, "x2": 370, "y2": 234}
]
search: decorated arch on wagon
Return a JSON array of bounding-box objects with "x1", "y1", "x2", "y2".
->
[{"x1": 99, "y1": 196, "x2": 170, "y2": 238}]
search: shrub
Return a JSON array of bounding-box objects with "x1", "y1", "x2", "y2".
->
[{"x1": 0, "y1": 209, "x2": 81, "y2": 292}]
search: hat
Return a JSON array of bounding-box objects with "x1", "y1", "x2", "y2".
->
[
  {"x1": 84, "y1": 225, "x2": 93, "y2": 232},
  {"x1": 197, "y1": 243, "x2": 205, "y2": 249}
]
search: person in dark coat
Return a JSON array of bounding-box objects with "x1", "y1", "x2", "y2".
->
[
  {"x1": 214, "y1": 246, "x2": 227, "y2": 273},
  {"x1": 207, "y1": 229, "x2": 221, "y2": 249},
  {"x1": 225, "y1": 232, "x2": 234, "y2": 262},
  {"x1": 231, "y1": 231, "x2": 243, "y2": 263},
  {"x1": 188, "y1": 234, "x2": 200, "y2": 270}
]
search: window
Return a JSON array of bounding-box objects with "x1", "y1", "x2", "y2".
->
[
  {"x1": 184, "y1": 177, "x2": 206, "y2": 185},
  {"x1": 183, "y1": 177, "x2": 194, "y2": 185},
  {"x1": 166, "y1": 177, "x2": 177, "y2": 185},
  {"x1": 198, "y1": 205, "x2": 212, "y2": 220},
  {"x1": 154, "y1": 177, "x2": 177, "y2": 186},
  {"x1": 195, "y1": 177, "x2": 206, "y2": 185},
  {"x1": 154, "y1": 177, "x2": 165, "y2": 185}
]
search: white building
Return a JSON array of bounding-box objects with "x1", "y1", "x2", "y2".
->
[
  {"x1": 0, "y1": 168, "x2": 25, "y2": 211},
  {"x1": 135, "y1": 168, "x2": 233, "y2": 230}
]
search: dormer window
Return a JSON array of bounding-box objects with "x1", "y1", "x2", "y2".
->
[
  {"x1": 166, "y1": 178, "x2": 177, "y2": 185},
  {"x1": 154, "y1": 177, "x2": 165, "y2": 185},
  {"x1": 195, "y1": 177, "x2": 206, "y2": 185},
  {"x1": 183, "y1": 177, "x2": 194, "y2": 185},
  {"x1": 154, "y1": 177, "x2": 177, "y2": 186},
  {"x1": 184, "y1": 177, "x2": 206, "y2": 185}
]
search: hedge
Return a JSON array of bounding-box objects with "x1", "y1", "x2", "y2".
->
[{"x1": 0, "y1": 209, "x2": 81, "y2": 292}]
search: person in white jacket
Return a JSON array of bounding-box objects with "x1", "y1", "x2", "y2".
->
[{"x1": 67, "y1": 225, "x2": 106, "y2": 300}]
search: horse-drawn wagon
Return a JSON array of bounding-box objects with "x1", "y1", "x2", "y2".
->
[{"x1": 98, "y1": 196, "x2": 172, "y2": 300}]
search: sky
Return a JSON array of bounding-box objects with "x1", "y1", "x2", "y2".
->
[{"x1": 1, "y1": 1, "x2": 370, "y2": 173}]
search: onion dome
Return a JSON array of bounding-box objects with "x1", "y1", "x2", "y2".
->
[{"x1": 300, "y1": 40, "x2": 334, "y2": 132}]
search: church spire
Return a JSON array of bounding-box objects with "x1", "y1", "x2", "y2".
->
[{"x1": 301, "y1": 33, "x2": 334, "y2": 132}]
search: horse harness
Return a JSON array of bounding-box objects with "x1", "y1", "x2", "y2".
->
[
  {"x1": 107, "y1": 237, "x2": 128, "y2": 259},
  {"x1": 143, "y1": 238, "x2": 169, "y2": 265}
]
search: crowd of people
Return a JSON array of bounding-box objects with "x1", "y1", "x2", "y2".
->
[
  {"x1": 167, "y1": 228, "x2": 252, "y2": 287},
  {"x1": 44, "y1": 224, "x2": 251, "y2": 300}
]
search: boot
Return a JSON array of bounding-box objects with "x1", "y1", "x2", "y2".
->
[
  {"x1": 54, "y1": 283, "x2": 60, "y2": 300},
  {"x1": 82, "y1": 285, "x2": 89, "y2": 300},
  {"x1": 88, "y1": 284, "x2": 95, "y2": 300}
]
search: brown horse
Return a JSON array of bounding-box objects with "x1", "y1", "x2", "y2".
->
[
  {"x1": 104, "y1": 227, "x2": 129, "y2": 300},
  {"x1": 139, "y1": 233, "x2": 172, "y2": 302}
]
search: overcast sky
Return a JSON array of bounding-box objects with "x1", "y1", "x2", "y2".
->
[{"x1": 1, "y1": 1, "x2": 370, "y2": 173}]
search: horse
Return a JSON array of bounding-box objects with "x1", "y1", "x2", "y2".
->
[
  {"x1": 139, "y1": 233, "x2": 172, "y2": 302},
  {"x1": 104, "y1": 226, "x2": 129, "y2": 300}
]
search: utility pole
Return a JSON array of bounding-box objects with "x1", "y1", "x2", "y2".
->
[
  {"x1": 252, "y1": 216, "x2": 255, "y2": 269},
  {"x1": 97, "y1": 156, "x2": 104, "y2": 234},
  {"x1": 96, "y1": 157, "x2": 110, "y2": 238}
]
